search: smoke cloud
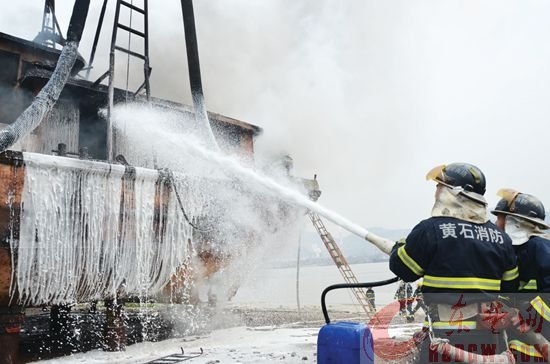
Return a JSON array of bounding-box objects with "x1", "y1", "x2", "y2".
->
[{"x1": 2, "y1": 1, "x2": 550, "y2": 229}]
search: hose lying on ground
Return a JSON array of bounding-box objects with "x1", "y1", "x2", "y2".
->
[{"x1": 0, "y1": 0, "x2": 90, "y2": 152}]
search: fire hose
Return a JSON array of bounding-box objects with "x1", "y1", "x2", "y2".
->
[
  {"x1": 425, "y1": 311, "x2": 517, "y2": 364},
  {"x1": 0, "y1": 0, "x2": 90, "y2": 152},
  {"x1": 363, "y1": 233, "x2": 394, "y2": 255},
  {"x1": 320, "y1": 278, "x2": 399, "y2": 324},
  {"x1": 430, "y1": 327, "x2": 550, "y2": 363}
]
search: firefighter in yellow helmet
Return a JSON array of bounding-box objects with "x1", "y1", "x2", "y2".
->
[{"x1": 389, "y1": 163, "x2": 519, "y2": 362}]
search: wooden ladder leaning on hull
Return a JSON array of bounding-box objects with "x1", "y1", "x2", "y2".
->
[{"x1": 308, "y1": 211, "x2": 376, "y2": 315}]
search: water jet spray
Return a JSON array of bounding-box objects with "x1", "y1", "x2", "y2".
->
[
  {"x1": 181, "y1": 139, "x2": 395, "y2": 254},
  {"x1": 114, "y1": 108, "x2": 394, "y2": 256}
]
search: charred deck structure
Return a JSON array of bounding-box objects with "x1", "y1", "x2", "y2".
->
[
  {"x1": 0, "y1": 1, "x2": 268, "y2": 362},
  {"x1": 0, "y1": 31, "x2": 261, "y2": 159}
]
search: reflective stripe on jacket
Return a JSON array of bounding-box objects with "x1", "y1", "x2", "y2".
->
[{"x1": 389, "y1": 217, "x2": 518, "y2": 305}]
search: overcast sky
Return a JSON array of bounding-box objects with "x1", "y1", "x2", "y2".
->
[{"x1": 1, "y1": 1, "x2": 550, "y2": 230}]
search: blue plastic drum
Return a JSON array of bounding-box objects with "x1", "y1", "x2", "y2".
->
[{"x1": 317, "y1": 321, "x2": 374, "y2": 364}]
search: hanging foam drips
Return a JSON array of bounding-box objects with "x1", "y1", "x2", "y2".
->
[
  {"x1": 12, "y1": 153, "x2": 206, "y2": 306},
  {"x1": 9, "y1": 101, "x2": 388, "y2": 307}
]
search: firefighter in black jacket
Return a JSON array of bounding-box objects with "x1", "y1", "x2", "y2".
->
[
  {"x1": 394, "y1": 281, "x2": 407, "y2": 316},
  {"x1": 491, "y1": 189, "x2": 550, "y2": 362},
  {"x1": 366, "y1": 287, "x2": 375, "y2": 311},
  {"x1": 389, "y1": 163, "x2": 519, "y2": 362}
]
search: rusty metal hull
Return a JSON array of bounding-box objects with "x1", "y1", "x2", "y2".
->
[
  {"x1": 0, "y1": 151, "x2": 225, "y2": 307},
  {"x1": 0, "y1": 152, "x2": 24, "y2": 307}
]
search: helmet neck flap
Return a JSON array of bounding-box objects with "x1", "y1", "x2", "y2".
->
[
  {"x1": 504, "y1": 215, "x2": 548, "y2": 245},
  {"x1": 431, "y1": 185, "x2": 488, "y2": 224}
]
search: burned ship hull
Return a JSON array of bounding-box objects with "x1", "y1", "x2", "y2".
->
[
  {"x1": 0, "y1": 12, "x2": 263, "y2": 358},
  {"x1": 0, "y1": 150, "x2": 200, "y2": 305},
  {"x1": 0, "y1": 27, "x2": 262, "y2": 301}
]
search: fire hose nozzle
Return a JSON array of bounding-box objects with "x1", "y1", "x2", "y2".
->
[{"x1": 364, "y1": 232, "x2": 394, "y2": 256}]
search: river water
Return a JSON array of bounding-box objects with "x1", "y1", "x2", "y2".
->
[{"x1": 233, "y1": 261, "x2": 404, "y2": 310}]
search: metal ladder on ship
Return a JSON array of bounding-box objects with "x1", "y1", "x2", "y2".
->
[
  {"x1": 88, "y1": 0, "x2": 152, "y2": 100},
  {"x1": 86, "y1": 0, "x2": 152, "y2": 159},
  {"x1": 308, "y1": 211, "x2": 376, "y2": 315}
]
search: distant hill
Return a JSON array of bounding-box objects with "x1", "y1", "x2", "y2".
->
[{"x1": 269, "y1": 226, "x2": 410, "y2": 268}]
